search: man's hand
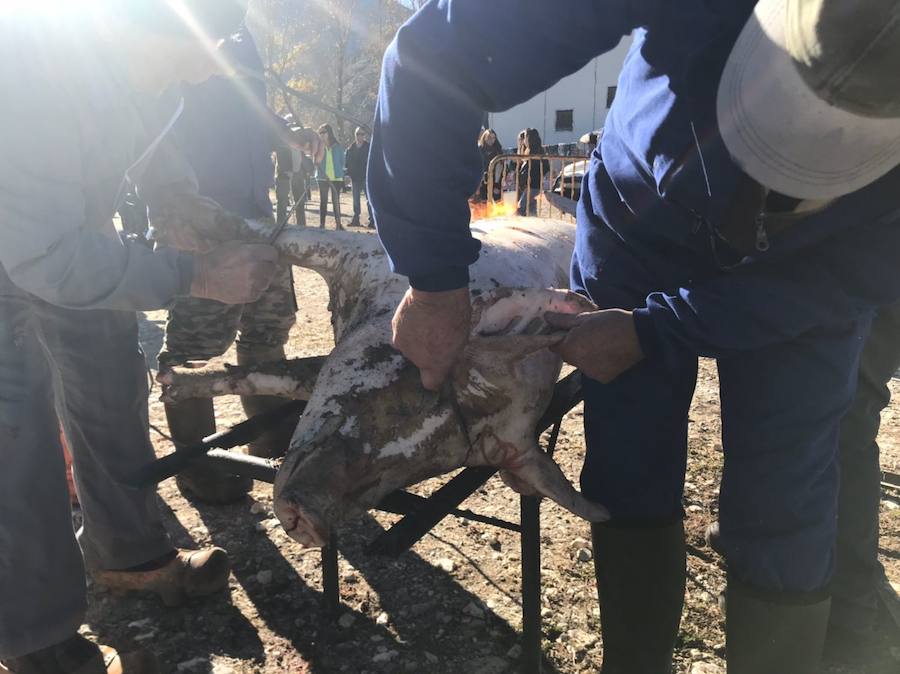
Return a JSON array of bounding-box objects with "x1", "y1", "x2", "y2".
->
[
  {"x1": 190, "y1": 242, "x2": 279, "y2": 305},
  {"x1": 545, "y1": 309, "x2": 644, "y2": 383},
  {"x1": 152, "y1": 192, "x2": 247, "y2": 252},
  {"x1": 392, "y1": 287, "x2": 472, "y2": 391}
]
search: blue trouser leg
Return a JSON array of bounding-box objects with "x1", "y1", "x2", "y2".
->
[
  {"x1": 831, "y1": 301, "x2": 900, "y2": 631},
  {"x1": 575, "y1": 220, "x2": 694, "y2": 673},
  {"x1": 574, "y1": 217, "x2": 698, "y2": 523},
  {"x1": 581, "y1": 359, "x2": 696, "y2": 523},
  {"x1": 716, "y1": 318, "x2": 869, "y2": 593},
  {"x1": 584, "y1": 309, "x2": 868, "y2": 592},
  {"x1": 574, "y1": 213, "x2": 869, "y2": 593}
]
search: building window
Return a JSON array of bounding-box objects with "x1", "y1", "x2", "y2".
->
[
  {"x1": 606, "y1": 86, "x2": 618, "y2": 109},
  {"x1": 555, "y1": 109, "x2": 574, "y2": 132}
]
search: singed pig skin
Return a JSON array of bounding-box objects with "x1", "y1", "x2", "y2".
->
[{"x1": 175, "y1": 217, "x2": 609, "y2": 545}]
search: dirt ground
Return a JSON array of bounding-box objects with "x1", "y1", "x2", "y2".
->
[{"x1": 81, "y1": 198, "x2": 900, "y2": 674}]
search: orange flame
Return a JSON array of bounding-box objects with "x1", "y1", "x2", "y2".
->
[{"x1": 469, "y1": 199, "x2": 517, "y2": 221}]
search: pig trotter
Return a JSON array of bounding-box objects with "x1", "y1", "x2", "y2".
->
[{"x1": 503, "y1": 441, "x2": 610, "y2": 522}]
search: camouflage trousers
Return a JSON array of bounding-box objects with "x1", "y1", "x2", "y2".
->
[{"x1": 158, "y1": 263, "x2": 296, "y2": 367}]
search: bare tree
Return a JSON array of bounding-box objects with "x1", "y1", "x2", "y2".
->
[{"x1": 248, "y1": 0, "x2": 411, "y2": 141}]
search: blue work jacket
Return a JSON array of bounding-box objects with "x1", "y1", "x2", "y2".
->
[{"x1": 368, "y1": 0, "x2": 900, "y2": 367}]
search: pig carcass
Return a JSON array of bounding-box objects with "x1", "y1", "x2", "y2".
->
[{"x1": 160, "y1": 217, "x2": 608, "y2": 547}]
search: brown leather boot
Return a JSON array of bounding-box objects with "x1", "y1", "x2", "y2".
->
[
  {"x1": 164, "y1": 398, "x2": 252, "y2": 504},
  {"x1": 93, "y1": 547, "x2": 230, "y2": 607},
  {"x1": 2, "y1": 634, "x2": 158, "y2": 674}
]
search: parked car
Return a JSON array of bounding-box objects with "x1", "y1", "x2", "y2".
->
[{"x1": 552, "y1": 159, "x2": 588, "y2": 201}]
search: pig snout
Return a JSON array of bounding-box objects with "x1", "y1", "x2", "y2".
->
[
  {"x1": 273, "y1": 448, "x2": 337, "y2": 548},
  {"x1": 273, "y1": 492, "x2": 330, "y2": 547}
]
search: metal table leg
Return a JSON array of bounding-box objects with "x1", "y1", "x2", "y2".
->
[
  {"x1": 321, "y1": 533, "x2": 340, "y2": 616},
  {"x1": 520, "y1": 494, "x2": 542, "y2": 674}
]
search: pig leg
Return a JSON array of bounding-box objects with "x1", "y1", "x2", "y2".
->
[
  {"x1": 238, "y1": 219, "x2": 383, "y2": 280},
  {"x1": 467, "y1": 431, "x2": 609, "y2": 522},
  {"x1": 501, "y1": 441, "x2": 609, "y2": 522},
  {"x1": 157, "y1": 355, "x2": 327, "y2": 403}
]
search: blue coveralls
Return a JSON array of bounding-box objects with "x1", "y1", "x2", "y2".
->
[{"x1": 367, "y1": 0, "x2": 900, "y2": 595}]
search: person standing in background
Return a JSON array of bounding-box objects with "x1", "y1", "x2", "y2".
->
[
  {"x1": 315, "y1": 123, "x2": 345, "y2": 230},
  {"x1": 345, "y1": 127, "x2": 373, "y2": 228},
  {"x1": 516, "y1": 128, "x2": 548, "y2": 216},
  {"x1": 156, "y1": 25, "x2": 302, "y2": 504},
  {"x1": 290, "y1": 131, "x2": 314, "y2": 227},
  {"x1": 274, "y1": 115, "x2": 297, "y2": 226},
  {"x1": 475, "y1": 128, "x2": 504, "y2": 203}
]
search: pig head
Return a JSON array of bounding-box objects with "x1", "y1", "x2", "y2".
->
[{"x1": 226, "y1": 218, "x2": 609, "y2": 547}]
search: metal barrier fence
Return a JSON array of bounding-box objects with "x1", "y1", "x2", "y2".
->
[{"x1": 483, "y1": 153, "x2": 590, "y2": 220}]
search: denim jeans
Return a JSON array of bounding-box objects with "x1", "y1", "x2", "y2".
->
[
  {"x1": 0, "y1": 272, "x2": 172, "y2": 658},
  {"x1": 351, "y1": 179, "x2": 373, "y2": 223}
]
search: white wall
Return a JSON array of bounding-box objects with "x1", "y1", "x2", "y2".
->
[{"x1": 487, "y1": 35, "x2": 632, "y2": 149}]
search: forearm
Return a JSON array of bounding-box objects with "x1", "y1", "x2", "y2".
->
[
  {"x1": 3, "y1": 230, "x2": 193, "y2": 311},
  {"x1": 369, "y1": 0, "x2": 645, "y2": 291}
]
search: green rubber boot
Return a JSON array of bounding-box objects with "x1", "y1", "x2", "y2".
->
[
  {"x1": 726, "y1": 577, "x2": 830, "y2": 674},
  {"x1": 591, "y1": 520, "x2": 686, "y2": 674}
]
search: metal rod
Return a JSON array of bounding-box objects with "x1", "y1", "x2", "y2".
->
[
  {"x1": 520, "y1": 494, "x2": 543, "y2": 674},
  {"x1": 544, "y1": 421, "x2": 562, "y2": 461},
  {"x1": 204, "y1": 450, "x2": 278, "y2": 483},
  {"x1": 124, "y1": 400, "x2": 306, "y2": 487},
  {"x1": 321, "y1": 533, "x2": 341, "y2": 616},
  {"x1": 377, "y1": 490, "x2": 520, "y2": 533},
  {"x1": 367, "y1": 467, "x2": 498, "y2": 556}
]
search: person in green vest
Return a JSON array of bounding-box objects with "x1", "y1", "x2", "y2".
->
[{"x1": 315, "y1": 123, "x2": 346, "y2": 230}]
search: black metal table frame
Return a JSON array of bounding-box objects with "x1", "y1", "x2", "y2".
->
[{"x1": 155, "y1": 371, "x2": 584, "y2": 674}]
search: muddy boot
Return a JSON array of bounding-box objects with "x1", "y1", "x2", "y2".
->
[
  {"x1": 237, "y1": 348, "x2": 300, "y2": 459},
  {"x1": 164, "y1": 398, "x2": 251, "y2": 504},
  {"x1": 725, "y1": 577, "x2": 830, "y2": 674},
  {"x1": 3, "y1": 634, "x2": 158, "y2": 673},
  {"x1": 94, "y1": 547, "x2": 230, "y2": 607},
  {"x1": 591, "y1": 520, "x2": 686, "y2": 674}
]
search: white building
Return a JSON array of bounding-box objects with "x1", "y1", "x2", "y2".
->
[{"x1": 486, "y1": 35, "x2": 633, "y2": 149}]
